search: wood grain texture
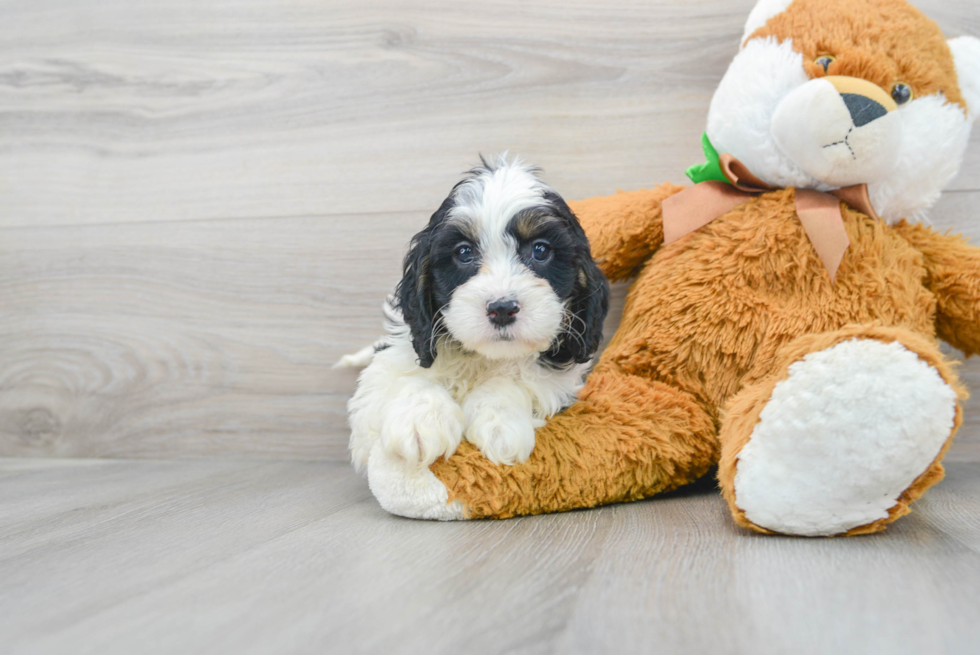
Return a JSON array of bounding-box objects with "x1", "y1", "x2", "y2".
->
[
  {"x1": 1, "y1": 0, "x2": 979, "y2": 460},
  {"x1": 2, "y1": 457, "x2": 979, "y2": 655},
  {"x1": 0, "y1": 0, "x2": 977, "y2": 229},
  {"x1": 3, "y1": 215, "x2": 975, "y2": 460},
  {"x1": 0, "y1": 212, "x2": 430, "y2": 459}
]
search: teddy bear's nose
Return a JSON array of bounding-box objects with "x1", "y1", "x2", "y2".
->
[
  {"x1": 840, "y1": 93, "x2": 889, "y2": 127},
  {"x1": 822, "y1": 75, "x2": 898, "y2": 128}
]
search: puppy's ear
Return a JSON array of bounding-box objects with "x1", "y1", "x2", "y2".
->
[
  {"x1": 395, "y1": 204, "x2": 448, "y2": 368},
  {"x1": 543, "y1": 195, "x2": 611, "y2": 367},
  {"x1": 564, "y1": 254, "x2": 611, "y2": 364}
]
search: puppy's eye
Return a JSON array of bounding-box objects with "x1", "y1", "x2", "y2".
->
[
  {"x1": 454, "y1": 243, "x2": 475, "y2": 265},
  {"x1": 531, "y1": 241, "x2": 552, "y2": 263},
  {"x1": 815, "y1": 55, "x2": 835, "y2": 72},
  {"x1": 891, "y1": 82, "x2": 913, "y2": 105}
]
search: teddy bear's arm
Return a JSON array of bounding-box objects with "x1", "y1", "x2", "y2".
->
[
  {"x1": 893, "y1": 220, "x2": 980, "y2": 356},
  {"x1": 567, "y1": 183, "x2": 685, "y2": 282}
]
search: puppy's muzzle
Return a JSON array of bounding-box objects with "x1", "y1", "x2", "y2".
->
[{"x1": 487, "y1": 299, "x2": 520, "y2": 328}]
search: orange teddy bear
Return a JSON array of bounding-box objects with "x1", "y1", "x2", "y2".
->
[{"x1": 365, "y1": 0, "x2": 980, "y2": 536}]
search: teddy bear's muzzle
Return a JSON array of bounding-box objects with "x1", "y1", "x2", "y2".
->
[{"x1": 771, "y1": 75, "x2": 903, "y2": 188}]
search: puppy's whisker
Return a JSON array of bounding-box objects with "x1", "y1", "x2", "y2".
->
[
  {"x1": 426, "y1": 305, "x2": 451, "y2": 357},
  {"x1": 560, "y1": 307, "x2": 589, "y2": 354}
]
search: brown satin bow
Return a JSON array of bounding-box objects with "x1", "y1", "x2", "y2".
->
[{"x1": 662, "y1": 154, "x2": 879, "y2": 281}]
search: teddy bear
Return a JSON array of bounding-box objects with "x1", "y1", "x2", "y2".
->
[{"x1": 362, "y1": 0, "x2": 980, "y2": 537}]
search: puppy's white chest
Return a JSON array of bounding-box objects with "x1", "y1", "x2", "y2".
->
[{"x1": 431, "y1": 354, "x2": 532, "y2": 405}]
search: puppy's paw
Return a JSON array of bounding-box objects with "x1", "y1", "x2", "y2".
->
[
  {"x1": 381, "y1": 386, "x2": 464, "y2": 468},
  {"x1": 464, "y1": 404, "x2": 539, "y2": 466}
]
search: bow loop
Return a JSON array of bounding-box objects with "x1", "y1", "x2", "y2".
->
[{"x1": 718, "y1": 154, "x2": 772, "y2": 193}]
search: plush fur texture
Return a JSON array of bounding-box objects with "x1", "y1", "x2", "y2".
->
[
  {"x1": 741, "y1": 0, "x2": 795, "y2": 44},
  {"x1": 950, "y1": 37, "x2": 980, "y2": 121},
  {"x1": 711, "y1": 0, "x2": 979, "y2": 223},
  {"x1": 367, "y1": 441, "x2": 468, "y2": 520},
  {"x1": 368, "y1": 0, "x2": 980, "y2": 536},
  {"x1": 708, "y1": 38, "x2": 817, "y2": 192},
  {"x1": 718, "y1": 325, "x2": 965, "y2": 536},
  {"x1": 348, "y1": 156, "x2": 609, "y2": 473},
  {"x1": 731, "y1": 336, "x2": 958, "y2": 536}
]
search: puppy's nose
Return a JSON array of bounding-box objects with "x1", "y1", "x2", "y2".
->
[{"x1": 487, "y1": 299, "x2": 520, "y2": 327}]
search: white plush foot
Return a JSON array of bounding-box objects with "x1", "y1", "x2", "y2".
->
[
  {"x1": 380, "y1": 384, "x2": 464, "y2": 468},
  {"x1": 462, "y1": 379, "x2": 541, "y2": 465},
  {"x1": 367, "y1": 442, "x2": 467, "y2": 520},
  {"x1": 733, "y1": 338, "x2": 958, "y2": 536}
]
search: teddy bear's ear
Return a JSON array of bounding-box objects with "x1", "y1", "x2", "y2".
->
[
  {"x1": 741, "y1": 0, "x2": 795, "y2": 46},
  {"x1": 950, "y1": 36, "x2": 980, "y2": 122}
]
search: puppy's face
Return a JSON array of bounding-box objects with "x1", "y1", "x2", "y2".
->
[{"x1": 397, "y1": 156, "x2": 609, "y2": 367}]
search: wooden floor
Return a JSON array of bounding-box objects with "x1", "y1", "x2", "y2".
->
[
  {"x1": 2, "y1": 0, "x2": 980, "y2": 653},
  {"x1": 1, "y1": 457, "x2": 979, "y2": 655}
]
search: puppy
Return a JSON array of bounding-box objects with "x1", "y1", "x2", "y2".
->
[{"x1": 345, "y1": 155, "x2": 609, "y2": 471}]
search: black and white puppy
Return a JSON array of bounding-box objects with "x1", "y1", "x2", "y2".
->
[{"x1": 344, "y1": 155, "x2": 609, "y2": 471}]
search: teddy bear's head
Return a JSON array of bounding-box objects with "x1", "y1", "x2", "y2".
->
[{"x1": 705, "y1": 0, "x2": 980, "y2": 222}]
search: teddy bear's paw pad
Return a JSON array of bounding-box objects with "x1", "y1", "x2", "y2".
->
[
  {"x1": 734, "y1": 338, "x2": 957, "y2": 536},
  {"x1": 366, "y1": 442, "x2": 468, "y2": 520}
]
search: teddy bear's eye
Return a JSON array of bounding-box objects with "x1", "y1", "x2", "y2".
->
[
  {"x1": 815, "y1": 55, "x2": 835, "y2": 72},
  {"x1": 891, "y1": 83, "x2": 913, "y2": 105}
]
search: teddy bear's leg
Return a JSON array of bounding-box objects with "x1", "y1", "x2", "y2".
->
[
  {"x1": 718, "y1": 325, "x2": 965, "y2": 537},
  {"x1": 435, "y1": 368, "x2": 719, "y2": 519},
  {"x1": 368, "y1": 367, "x2": 719, "y2": 519}
]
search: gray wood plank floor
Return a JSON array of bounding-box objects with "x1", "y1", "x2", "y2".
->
[{"x1": 2, "y1": 457, "x2": 979, "y2": 655}]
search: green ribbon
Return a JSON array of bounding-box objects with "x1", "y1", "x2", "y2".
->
[{"x1": 685, "y1": 133, "x2": 730, "y2": 185}]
